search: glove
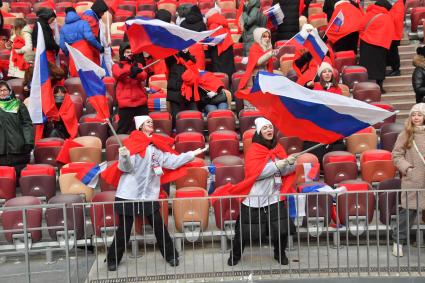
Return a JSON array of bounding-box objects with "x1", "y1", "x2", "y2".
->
[
  {"x1": 207, "y1": 91, "x2": 217, "y2": 98},
  {"x1": 118, "y1": 146, "x2": 130, "y2": 157},
  {"x1": 100, "y1": 46, "x2": 105, "y2": 53},
  {"x1": 23, "y1": 144, "x2": 34, "y2": 153},
  {"x1": 129, "y1": 64, "x2": 142, "y2": 78},
  {"x1": 275, "y1": 155, "x2": 297, "y2": 170}
]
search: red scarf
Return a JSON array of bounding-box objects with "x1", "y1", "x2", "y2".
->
[
  {"x1": 238, "y1": 43, "x2": 274, "y2": 90},
  {"x1": 211, "y1": 142, "x2": 296, "y2": 205},
  {"x1": 101, "y1": 131, "x2": 196, "y2": 188},
  {"x1": 11, "y1": 36, "x2": 29, "y2": 71},
  {"x1": 207, "y1": 13, "x2": 234, "y2": 56}
]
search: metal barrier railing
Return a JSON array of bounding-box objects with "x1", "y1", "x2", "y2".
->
[{"x1": 0, "y1": 189, "x2": 424, "y2": 282}]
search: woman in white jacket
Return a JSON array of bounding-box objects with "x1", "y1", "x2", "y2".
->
[
  {"x1": 7, "y1": 18, "x2": 32, "y2": 79},
  {"x1": 106, "y1": 115, "x2": 205, "y2": 271}
]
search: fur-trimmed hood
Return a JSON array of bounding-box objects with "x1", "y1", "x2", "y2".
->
[{"x1": 413, "y1": 54, "x2": 425, "y2": 69}]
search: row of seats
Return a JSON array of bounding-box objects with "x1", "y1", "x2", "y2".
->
[{"x1": 3, "y1": 178, "x2": 423, "y2": 248}]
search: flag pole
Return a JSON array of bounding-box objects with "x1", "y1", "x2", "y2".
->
[
  {"x1": 293, "y1": 143, "x2": 325, "y2": 158},
  {"x1": 322, "y1": 15, "x2": 338, "y2": 39},
  {"x1": 142, "y1": 59, "x2": 162, "y2": 70},
  {"x1": 105, "y1": 119, "x2": 124, "y2": 148}
]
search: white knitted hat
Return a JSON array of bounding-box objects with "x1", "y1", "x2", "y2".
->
[
  {"x1": 317, "y1": 62, "x2": 333, "y2": 76},
  {"x1": 255, "y1": 117, "x2": 272, "y2": 134},
  {"x1": 134, "y1": 115, "x2": 152, "y2": 130},
  {"x1": 410, "y1": 103, "x2": 425, "y2": 116}
]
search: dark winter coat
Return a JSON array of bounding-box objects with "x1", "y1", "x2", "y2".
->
[
  {"x1": 0, "y1": 99, "x2": 34, "y2": 155},
  {"x1": 273, "y1": 0, "x2": 310, "y2": 42},
  {"x1": 412, "y1": 54, "x2": 425, "y2": 103},
  {"x1": 180, "y1": 6, "x2": 206, "y2": 32},
  {"x1": 165, "y1": 51, "x2": 196, "y2": 103}
]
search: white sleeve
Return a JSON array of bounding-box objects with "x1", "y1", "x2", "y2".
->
[
  {"x1": 118, "y1": 154, "x2": 135, "y2": 172},
  {"x1": 158, "y1": 149, "x2": 195, "y2": 170}
]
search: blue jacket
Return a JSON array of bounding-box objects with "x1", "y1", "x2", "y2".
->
[{"x1": 59, "y1": 11, "x2": 102, "y2": 55}]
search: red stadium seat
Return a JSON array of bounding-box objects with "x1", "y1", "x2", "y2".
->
[
  {"x1": 277, "y1": 135, "x2": 304, "y2": 154},
  {"x1": 360, "y1": 149, "x2": 396, "y2": 183},
  {"x1": 207, "y1": 109, "x2": 236, "y2": 133},
  {"x1": 323, "y1": 151, "x2": 358, "y2": 186},
  {"x1": 175, "y1": 158, "x2": 207, "y2": 190},
  {"x1": 78, "y1": 122, "x2": 109, "y2": 148},
  {"x1": 242, "y1": 128, "x2": 256, "y2": 157},
  {"x1": 176, "y1": 110, "x2": 204, "y2": 134},
  {"x1": 341, "y1": 66, "x2": 368, "y2": 89},
  {"x1": 334, "y1": 51, "x2": 357, "y2": 73},
  {"x1": 34, "y1": 138, "x2": 64, "y2": 167},
  {"x1": 377, "y1": 178, "x2": 401, "y2": 225},
  {"x1": 105, "y1": 134, "x2": 129, "y2": 161},
  {"x1": 19, "y1": 164, "x2": 57, "y2": 200},
  {"x1": 209, "y1": 130, "x2": 240, "y2": 160},
  {"x1": 352, "y1": 82, "x2": 381, "y2": 103},
  {"x1": 295, "y1": 153, "x2": 320, "y2": 184},
  {"x1": 238, "y1": 109, "x2": 262, "y2": 134},
  {"x1": 149, "y1": 111, "x2": 172, "y2": 136},
  {"x1": 0, "y1": 166, "x2": 16, "y2": 202},
  {"x1": 175, "y1": 132, "x2": 206, "y2": 158}
]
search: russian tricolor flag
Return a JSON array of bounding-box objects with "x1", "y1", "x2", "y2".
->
[
  {"x1": 263, "y1": 4, "x2": 285, "y2": 29},
  {"x1": 239, "y1": 72, "x2": 394, "y2": 144},
  {"x1": 331, "y1": 10, "x2": 344, "y2": 32},
  {"x1": 66, "y1": 43, "x2": 110, "y2": 120},
  {"x1": 125, "y1": 18, "x2": 221, "y2": 58},
  {"x1": 76, "y1": 161, "x2": 109, "y2": 188},
  {"x1": 28, "y1": 22, "x2": 58, "y2": 124},
  {"x1": 199, "y1": 33, "x2": 227, "y2": 46},
  {"x1": 304, "y1": 29, "x2": 328, "y2": 63}
]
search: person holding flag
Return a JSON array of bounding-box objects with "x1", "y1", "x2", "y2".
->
[
  {"x1": 31, "y1": 8, "x2": 60, "y2": 63},
  {"x1": 213, "y1": 117, "x2": 297, "y2": 266},
  {"x1": 359, "y1": 0, "x2": 395, "y2": 93},
  {"x1": 106, "y1": 115, "x2": 206, "y2": 271},
  {"x1": 325, "y1": 0, "x2": 363, "y2": 54},
  {"x1": 112, "y1": 42, "x2": 148, "y2": 134}
]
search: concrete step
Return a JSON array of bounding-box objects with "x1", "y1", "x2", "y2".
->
[
  {"x1": 384, "y1": 74, "x2": 412, "y2": 84},
  {"x1": 398, "y1": 44, "x2": 419, "y2": 53},
  {"x1": 400, "y1": 51, "x2": 415, "y2": 60},
  {"x1": 388, "y1": 99, "x2": 416, "y2": 110},
  {"x1": 381, "y1": 91, "x2": 416, "y2": 101},
  {"x1": 386, "y1": 65, "x2": 414, "y2": 75},
  {"x1": 400, "y1": 59, "x2": 413, "y2": 67},
  {"x1": 397, "y1": 109, "x2": 411, "y2": 120},
  {"x1": 383, "y1": 83, "x2": 413, "y2": 92}
]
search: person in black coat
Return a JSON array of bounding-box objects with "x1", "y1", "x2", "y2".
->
[
  {"x1": 323, "y1": 0, "x2": 338, "y2": 22},
  {"x1": 272, "y1": 0, "x2": 311, "y2": 42},
  {"x1": 165, "y1": 50, "x2": 199, "y2": 128},
  {"x1": 412, "y1": 46, "x2": 425, "y2": 103},
  {"x1": 32, "y1": 8, "x2": 59, "y2": 56},
  {"x1": 180, "y1": 5, "x2": 206, "y2": 32}
]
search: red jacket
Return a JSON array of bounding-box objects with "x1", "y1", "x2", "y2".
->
[
  {"x1": 112, "y1": 61, "x2": 148, "y2": 108},
  {"x1": 206, "y1": 13, "x2": 234, "y2": 56},
  {"x1": 313, "y1": 82, "x2": 343, "y2": 95},
  {"x1": 390, "y1": 0, "x2": 405, "y2": 41},
  {"x1": 359, "y1": 5, "x2": 394, "y2": 49},
  {"x1": 188, "y1": 44, "x2": 206, "y2": 71},
  {"x1": 326, "y1": 1, "x2": 364, "y2": 44}
]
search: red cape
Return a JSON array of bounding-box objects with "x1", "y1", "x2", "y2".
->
[
  {"x1": 211, "y1": 142, "x2": 296, "y2": 205},
  {"x1": 11, "y1": 37, "x2": 29, "y2": 71},
  {"x1": 326, "y1": 2, "x2": 364, "y2": 44},
  {"x1": 101, "y1": 131, "x2": 192, "y2": 188},
  {"x1": 238, "y1": 43, "x2": 274, "y2": 90},
  {"x1": 359, "y1": 5, "x2": 394, "y2": 49},
  {"x1": 207, "y1": 13, "x2": 234, "y2": 56},
  {"x1": 188, "y1": 44, "x2": 206, "y2": 71}
]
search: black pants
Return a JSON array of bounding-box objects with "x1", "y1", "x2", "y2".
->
[
  {"x1": 333, "y1": 32, "x2": 359, "y2": 54},
  {"x1": 107, "y1": 202, "x2": 178, "y2": 265},
  {"x1": 168, "y1": 100, "x2": 198, "y2": 129},
  {"x1": 386, "y1": 40, "x2": 401, "y2": 72},
  {"x1": 230, "y1": 202, "x2": 293, "y2": 260},
  {"x1": 117, "y1": 105, "x2": 148, "y2": 134}
]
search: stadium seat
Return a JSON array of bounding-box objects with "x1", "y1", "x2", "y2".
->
[
  {"x1": 334, "y1": 51, "x2": 357, "y2": 73},
  {"x1": 149, "y1": 74, "x2": 168, "y2": 90},
  {"x1": 217, "y1": 0, "x2": 236, "y2": 10},
  {"x1": 234, "y1": 56, "x2": 245, "y2": 73},
  {"x1": 308, "y1": 2, "x2": 323, "y2": 16},
  {"x1": 323, "y1": 151, "x2": 358, "y2": 187},
  {"x1": 409, "y1": 7, "x2": 425, "y2": 38},
  {"x1": 176, "y1": 110, "x2": 204, "y2": 134},
  {"x1": 149, "y1": 111, "x2": 172, "y2": 136},
  {"x1": 78, "y1": 122, "x2": 109, "y2": 148},
  {"x1": 46, "y1": 195, "x2": 85, "y2": 242},
  {"x1": 105, "y1": 134, "x2": 129, "y2": 161},
  {"x1": 175, "y1": 158, "x2": 208, "y2": 190},
  {"x1": 10, "y1": 2, "x2": 32, "y2": 14},
  {"x1": 0, "y1": 166, "x2": 16, "y2": 202},
  {"x1": 59, "y1": 162, "x2": 95, "y2": 201},
  {"x1": 309, "y1": 12, "x2": 328, "y2": 32},
  {"x1": 19, "y1": 164, "x2": 57, "y2": 200},
  {"x1": 157, "y1": 0, "x2": 177, "y2": 16},
  {"x1": 34, "y1": 138, "x2": 64, "y2": 167},
  {"x1": 214, "y1": 161, "x2": 245, "y2": 189},
  {"x1": 380, "y1": 122, "x2": 404, "y2": 137},
  {"x1": 69, "y1": 136, "x2": 102, "y2": 164},
  {"x1": 56, "y1": 2, "x2": 74, "y2": 13},
  {"x1": 213, "y1": 72, "x2": 230, "y2": 90},
  {"x1": 207, "y1": 109, "x2": 236, "y2": 133},
  {"x1": 238, "y1": 109, "x2": 262, "y2": 134},
  {"x1": 360, "y1": 149, "x2": 397, "y2": 183},
  {"x1": 233, "y1": 43, "x2": 243, "y2": 57},
  {"x1": 175, "y1": 132, "x2": 206, "y2": 158},
  {"x1": 209, "y1": 130, "x2": 240, "y2": 160},
  {"x1": 113, "y1": 9, "x2": 134, "y2": 21},
  {"x1": 173, "y1": 187, "x2": 209, "y2": 242},
  {"x1": 138, "y1": 0, "x2": 156, "y2": 12},
  {"x1": 90, "y1": 191, "x2": 119, "y2": 238},
  {"x1": 242, "y1": 128, "x2": 256, "y2": 157},
  {"x1": 341, "y1": 66, "x2": 368, "y2": 89},
  {"x1": 377, "y1": 178, "x2": 401, "y2": 226},
  {"x1": 279, "y1": 54, "x2": 295, "y2": 76},
  {"x1": 346, "y1": 127, "x2": 377, "y2": 154},
  {"x1": 337, "y1": 180, "x2": 375, "y2": 235},
  {"x1": 136, "y1": 10, "x2": 155, "y2": 18},
  {"x1": 278, "y1": 135, "x2": 304, "y2": 154},
  {"x1": 2, "y1": 196, "x2": 43, "y2": 246},
  {"x1": 352, "y1": 82, "x2": 381, "y2": 103},
  {"x1": 295, "y1": 153, "x2": 320, "y2": 184}
]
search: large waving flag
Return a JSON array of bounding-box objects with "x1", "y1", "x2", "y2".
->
[
  {"x1": 264, "y1": 4, "x2": 285, "y2": 30},
  {"x1": 29, "y1": 22, "x2": 58, "y2": 124},
  {"x1": 237, "y1": 72, "x2": 394, "y2": 144},
  {"x1": 66, "y1": 43, "x2": 110, "y2": 120},
  {"x1": 125, "y1": 18, "x2": 221, "y2": 58}
]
